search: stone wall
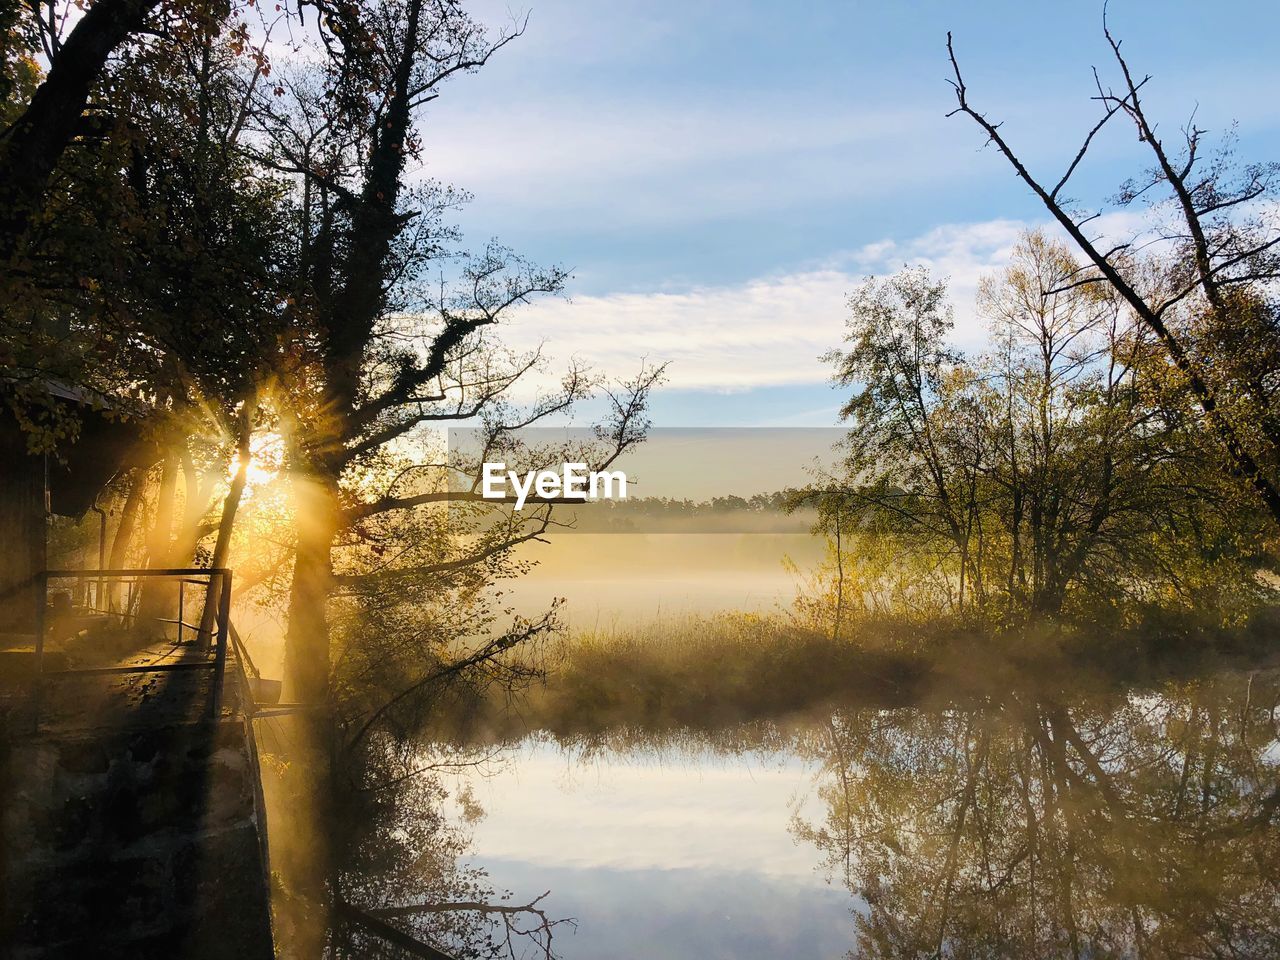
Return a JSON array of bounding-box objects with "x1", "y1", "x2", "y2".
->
[{"x1": 1, "y1": 715, "x2": 274, "y2": 959}]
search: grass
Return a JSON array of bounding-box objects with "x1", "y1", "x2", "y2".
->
[
  {"x1": 449, "y1": 604, "x2": 1280, "y2": 739},
  {"x1": 534, "y1": 613, "x2": 927, "y2": 730}
]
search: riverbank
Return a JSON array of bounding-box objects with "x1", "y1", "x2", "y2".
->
[{"x1": 444, "y1": 606, "x2": 1280, "y2": 738}]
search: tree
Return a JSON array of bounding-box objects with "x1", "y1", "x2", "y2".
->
[
  {"x1": 819, "y1": 240, "x2": 1268, "y2": 623},
  {"x1": 245, "y1": 0, "x2": 664, "y2": 710},
  {"x1": 244, "y1": 0, "x2": 544, "y2": 706},
  {"x1": 945, "y1": 18, "x2": 1280, "y2": 526},
  {"x1": 976, "y1": 231, "x2": 1156, "y2": 614},
  {"x1": 0, "y1": 0, "x2": 166, "y2": 259},
  {"x1": 823, "y1": 267, "x2": 972, "y2": 597}
]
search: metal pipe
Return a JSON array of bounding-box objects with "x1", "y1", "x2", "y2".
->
[
  {"x1": 42, "y1": 567, "x2": 232, "y2": 577},
  {"x1": 90, "y1": 492, "x2": 107, "y2": 611},
  {"x1": 43, "y1": 661, "x2": 219, "y2": 676}
]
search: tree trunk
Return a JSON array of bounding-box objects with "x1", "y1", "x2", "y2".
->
[
  {"x1": 138, "y1": 451, "x2": 178, "y2": 633},
  {"x1": 106, "y1": 466, "x2": 146, "y2": 611},
  {"x1": 170, "y1": 450, "x2": 208, "y2": 570},
  {"x1": 278, "y1": 468, "x2": 341, "y2": 956},
  {"x1": 283, "y1": 468, "x2": 339, "y2": 704},
  {"x1": 197, "y1": 407, "x2": 254, "y2": 645},
  {"x1": 831, "y1": 507, "x2": 844, "y2": 642}
]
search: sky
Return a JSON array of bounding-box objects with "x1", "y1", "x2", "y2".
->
[{"x1": 414, "y1": 0, "x2": 1280, "y2": 426}]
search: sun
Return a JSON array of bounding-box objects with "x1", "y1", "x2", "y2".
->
[{"x1": 244, "y1": 430, "x2": 284, "y2": 490}]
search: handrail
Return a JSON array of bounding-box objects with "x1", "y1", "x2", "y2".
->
[
  {"x1": 51, "y1": 570, "x2": 222, "y2": 645},
  {"x1": 224, "y1": 614, "x2": 275, "y2": 907},
  {"x1": 32, "y1": 567, "x2": 233, "y2": 727},
  {"x1": 228, "y1": 620, "x2": 261, "y2": 680}
]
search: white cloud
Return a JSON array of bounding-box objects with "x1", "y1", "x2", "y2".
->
[
  {"x1": 507, "y1": 268, "x2": 854, "y2": 390},
  {"x1": 415, "y1": 69, "x2": 1003, "y2": 231},
  {"x1": 838, "y1": 218, "x2": 1029, "y2": 341},
  {"x1": 500, "y1": 217, "x2": 1031, "y2": 392}
]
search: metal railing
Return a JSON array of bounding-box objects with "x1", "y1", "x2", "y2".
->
[{"x1": 32, "y1": 567, "x2": 233, "y2": 724}]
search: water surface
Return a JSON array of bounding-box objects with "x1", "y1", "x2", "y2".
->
[
  {"x1": 448, "y1": 736, "x2": 855, "y2": 958},
  {"x1": 439, "y1": 665, "x2": 1280, "y2": 958}
]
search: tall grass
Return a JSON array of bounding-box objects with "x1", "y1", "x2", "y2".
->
[
  {"x1": 455, "y1": 604, "x2": 1280, "y2": 738},
  {"x1": 483, "y1": 613, "x2": 929, "y2": 734}
]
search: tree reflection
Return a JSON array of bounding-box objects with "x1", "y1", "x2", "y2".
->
[
  {"x1": 794, "y1": 672, "x2": 1280, "y2": 959},
  {"x1": 337, "y1": 743, "x2": 577, "y2": 960},
  {"x1": 265, "y1": 722, "x2": 572, "y2": 959}
]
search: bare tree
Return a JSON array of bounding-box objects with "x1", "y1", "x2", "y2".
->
[{"x1": 945, "y1": 15, "x2": 1280, "y2": 524}]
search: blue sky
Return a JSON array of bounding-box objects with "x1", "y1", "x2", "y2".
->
[{"x1": 417, "y1": 0, "x2": 1280, "y2": 425}]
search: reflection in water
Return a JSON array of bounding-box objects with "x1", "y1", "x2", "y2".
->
[
  {"x1": 794, "y1": 672, "x2": 1280, "y2": 959},
  {"x1": 436, "y1": 667, "x2": 1280, "y2": 959},
  {"x1": 446, "y1": 738, "x2": 853, "y2": 959},
  {"x1": 290, "y1": 730, "x2": 575, "y2": 958}
]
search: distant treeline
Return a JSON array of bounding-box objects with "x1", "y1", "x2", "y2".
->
[{"x1": 562, "y1": 489, "x2": 818, "y2": 532}]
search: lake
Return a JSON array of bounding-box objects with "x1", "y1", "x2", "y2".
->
[
  {"x1": 430, "y1": 661, "x2": 1280, "y2": 958},
  {"x1": 443, "y1": 733, "x2": 853, "y2": 959}
]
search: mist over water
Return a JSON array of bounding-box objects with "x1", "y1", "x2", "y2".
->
[{"x1": 502, "y1": 532, "x2": 824, "y2": 624}]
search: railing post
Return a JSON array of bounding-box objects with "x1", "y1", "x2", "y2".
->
[
  {"x1": 210, "y1": 570, "x2": 232, "y2": 718},
  {"x1": 177, "y1": 580, "x2": 185, "y2": 645}
]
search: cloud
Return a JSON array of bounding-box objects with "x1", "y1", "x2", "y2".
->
[
  {"x1": 417, "y1": 96, "x2": 1011, "y2": 241},
  {"x1": 500, "y1": 217, "x2": 1031, "y2": 392},
  {"x1": 838, "y1": 218, "x2": 1029, "y2": 340}
]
